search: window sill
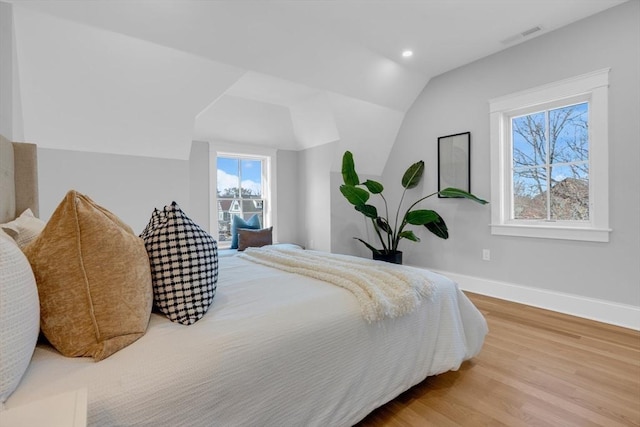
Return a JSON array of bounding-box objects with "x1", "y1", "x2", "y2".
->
[{"x1": 490, "y1": 223, "x2": 611, "y2": 242}]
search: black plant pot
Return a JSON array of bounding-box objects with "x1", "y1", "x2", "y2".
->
[{"x1": 373, "y1": 251, "x2": 403, "y2": 265}]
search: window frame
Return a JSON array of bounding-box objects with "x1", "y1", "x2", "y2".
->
[
  {"x1": 209, "y1": 142, "x2": 277, "y2": 247},
  {"x1": 489, "y1": 69, "x2": 610, "y2": 242}
]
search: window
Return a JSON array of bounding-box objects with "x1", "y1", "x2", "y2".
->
[
  {"x1": 489, "y1": 69, "x2": 610, "y2": 242},
  {"x1": 210, "y1": 144, "x2": 277, "y2": 249},
  {"x1": 512, "y1": 101, "x2": 589, "y2": 221}
]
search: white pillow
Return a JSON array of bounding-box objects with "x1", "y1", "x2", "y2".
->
[
  {"x1": 0, "y1": 233, "x2": 40, "y2": 404},
  {"x1": 0, "y1": 228, "x2": 12, "y2": 242},
  {"x1": 0, "y1": 209, "x2": 46, "y2": 249}
]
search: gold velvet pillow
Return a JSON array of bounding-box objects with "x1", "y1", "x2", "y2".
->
[
  {"x1": 237, "y1": 227, "x2": 273, "y2": 251},
  {"x1": 23, "y1": 190, "x2": 153, "y2": 361}
]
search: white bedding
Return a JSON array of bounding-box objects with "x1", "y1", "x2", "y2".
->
[
  {"x1": 5, "y1": 251, "x2": 487, "y2": 426},
  {"x1": 238, "y1": 246, "x2": 435, "y2": 322}
]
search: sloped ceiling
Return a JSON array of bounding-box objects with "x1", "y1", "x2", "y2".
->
[{"x1": 4, "y1": 0, "x2": 626, "y2": 174}]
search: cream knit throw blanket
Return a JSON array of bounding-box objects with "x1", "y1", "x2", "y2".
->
[{"x1": 238, "y1": 246, "x2": 434, "y2": 323}]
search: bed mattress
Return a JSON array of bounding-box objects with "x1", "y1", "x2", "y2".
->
[{"x1": 5, "y1": 252, "x2": 487, "y2": 426}]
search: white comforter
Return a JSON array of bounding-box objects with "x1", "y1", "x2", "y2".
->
[
  {"x1": 238, "y1": 246, "x2": 435, "y2": 322},
  {"x1": 6, "y1": 251, "x2": 487, "y2": 426}
]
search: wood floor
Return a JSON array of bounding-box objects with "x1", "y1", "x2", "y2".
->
[{"x1": 356, "y1": 292, "x2": 640, "y2": 427}]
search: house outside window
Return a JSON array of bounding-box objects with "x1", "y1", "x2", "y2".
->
[{"x1": 489, "y1": 69, "x2": 610, "y2": 242}]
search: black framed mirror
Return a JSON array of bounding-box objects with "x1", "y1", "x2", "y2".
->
[{"x1": 438, "y1": 132, "x2": 470, "y2": 197}]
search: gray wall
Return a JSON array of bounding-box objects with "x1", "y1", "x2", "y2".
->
[
  {"x1": 0, "y1": 1, "x2": 12, "y2": 139},
  {"x1": 297, "y1": 142, "x2": 337, "y2": 251},
  {"x1": 377, "y1": 1, "x2": 639, "y2": 306},
  {"x1": 276, "y1": 149, "x2": 300, "y2": 246},
  {"x1": 38, "y1": 148, "x2": 190, "y2": 234},
  {"x1": 189, "y1": 140, "x2": 210, "y2": 232},
  {"x1": 0, "y1": 1, "x2": 23, "y2": 142}
]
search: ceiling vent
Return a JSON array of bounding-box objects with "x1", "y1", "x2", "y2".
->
[{"x1": 501, "y1": 25, "x2": 543, "y2": 45}]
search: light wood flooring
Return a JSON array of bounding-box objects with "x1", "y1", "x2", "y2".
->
[{"x1": 356, "y1": 292, "x2": 640, "y2": 426}]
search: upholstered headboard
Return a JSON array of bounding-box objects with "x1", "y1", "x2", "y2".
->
[{"x1": 0, "y1": 135, "x2": 39, "y2": 223}]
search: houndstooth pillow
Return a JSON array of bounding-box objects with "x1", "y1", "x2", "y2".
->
[
  {"x1": 141, "y1": 202, "x2": 218, "y2": 325},
  {"x1": 139, "y1": 207, "x2": 162, "y2": 240}
]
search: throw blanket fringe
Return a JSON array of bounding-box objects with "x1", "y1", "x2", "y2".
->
[{"x1": 238, "y1": 246, "x2": 434, "y2": 323}]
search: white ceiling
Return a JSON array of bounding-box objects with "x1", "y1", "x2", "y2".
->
[
  {"x1": 8, "y1": 0, "x2": 627, "y2": 80},
  {"x1": 6, "y1": 0, "x2": 627, "y2": 164}
]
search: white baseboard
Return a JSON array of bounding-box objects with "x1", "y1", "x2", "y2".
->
[{"x1": 432, "y1": 269, "x2": 640, "y2": 331}]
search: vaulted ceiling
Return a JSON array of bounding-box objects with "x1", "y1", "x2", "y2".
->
[{"x1": 4, "y1": 0, "x2": 626, "y2": 173}]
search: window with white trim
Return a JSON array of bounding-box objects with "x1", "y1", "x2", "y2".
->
[
  {"x1": 210, "y1": 144, "x2": 276, "y2": 249},
  {"x1": 489, "y1": 69, "x2": 610, "y2": 242}
]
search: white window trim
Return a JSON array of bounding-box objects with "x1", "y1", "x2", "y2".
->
[
  {"x1": 209, "y1": 141, "x2": 278, "y2": 244},
  {"x1": 489, "y1": 68, "x2": 611, "y2": 242}
]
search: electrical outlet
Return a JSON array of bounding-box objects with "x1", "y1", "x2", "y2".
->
[{"x1": 482, "y1": 249, "x2": 491, "y2": 261}]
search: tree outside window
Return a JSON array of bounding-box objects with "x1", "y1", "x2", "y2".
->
[{"x1": 512, "y1": 102, "x2": 589, "y2": 221}]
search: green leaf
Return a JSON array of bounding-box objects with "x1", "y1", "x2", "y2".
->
[
  {"x1": 340, "y1": 185, "x2": 370, "y2": 206},
  {"x1": 355, "y1": 204, "x2": 378, "y2": 219},
  {"x1": 342, "y1": 151, "x2": 360, "y2": 186},
  {"x1": 398, "y1": 230, "x2": 420, "y2": 242},
  {"x1": 439, "y1": 187, "x2": 488, "y2": 204},
  {"x1": 405, "y1": 209, "x2": 440, "y2": 225},
  {"x1": 354, "y1": 237, "x2": 381, "y2": 254},
  {"x1": 363, "y1": 179, "x2": 384, "y2": 194},
  {"x1": 375, "y1": 217, "x2": 392, "y2": 234},
  {"x1": 424, "y1": 214, "x2": 449, "y2": 239},
  {"x1": 401, "y1": 161, "x2": 425, "y2": 189}
]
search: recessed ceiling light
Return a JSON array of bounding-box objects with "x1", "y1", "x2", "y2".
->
[{"x1": 402, "y1": 50, "x2": 413, "y2": 58}]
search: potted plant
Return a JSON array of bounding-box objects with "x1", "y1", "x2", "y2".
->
[{"x1": 340, "y1": 151, "x2": 487, "y2": 264}]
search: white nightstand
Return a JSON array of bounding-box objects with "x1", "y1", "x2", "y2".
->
[{"x1": 1, "y1": 388, "x2": 87, "y2": 427}]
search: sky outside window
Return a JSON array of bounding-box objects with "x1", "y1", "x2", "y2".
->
[{"x1": 217, "y1": 157, "x2": 262, "y2": 197}]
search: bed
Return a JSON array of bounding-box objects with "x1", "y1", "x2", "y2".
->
[{"x1": 0, "y1": 137, "x2": 488, "y2": 426}]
